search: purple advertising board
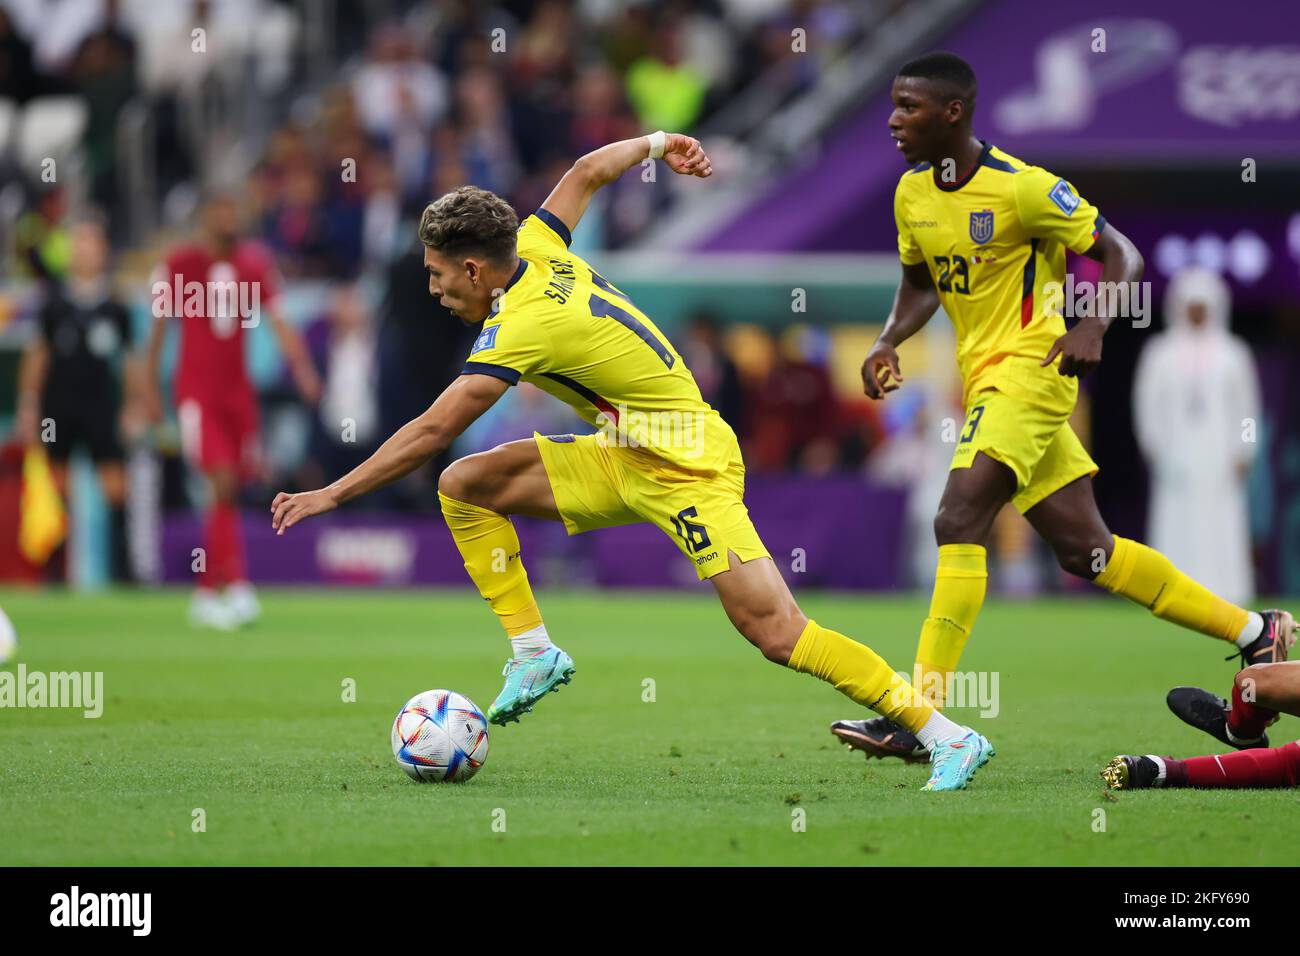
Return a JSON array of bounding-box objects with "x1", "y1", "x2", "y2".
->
[
  {"x1": 704, "y1": 0, "x2": 1300, "y2": 263},
  {"x1": 954, "y1": 1, "x2": 1300, "y2": 161},
  {"x1": 162, "y1": 477, "x2": 909, "y2": 591}
]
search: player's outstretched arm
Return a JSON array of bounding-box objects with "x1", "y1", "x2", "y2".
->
[
  {"x1": 540, "y1": 133, "x2": 712, "y2": 237},
  {"x1": 1042, "y1": 224, "x2": 1144, "y2": 376},
  {"x1": 270, "y1": 373, "x2": 509, "y2": 534},
  {"x1": 861, "y1": 262, "x2": 940, "y2": 399}
]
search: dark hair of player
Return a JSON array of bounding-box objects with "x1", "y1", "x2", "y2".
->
[
  {"x1": 418, "y1": 186, "x2": 520, "y2": 264},
  {"x1": 896, "y1": 51, "x2": 978, "y2": 123}
]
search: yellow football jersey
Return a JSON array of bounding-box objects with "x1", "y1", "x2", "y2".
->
[
  {"x1": 463, "y1": 209, "x2": 734, "y2": 475},
  {"x1": 894, "y1": 142, "x2": 1106, "y2": 409}
]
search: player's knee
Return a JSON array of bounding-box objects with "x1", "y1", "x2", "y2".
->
[
  {"x1": 735, "y1": 604, "x2": 807, "y2": 665},
  {"x1": 1055, "y1": 544, "x2": 1095, "y2": 579},
  {"x1": 1055, "y1": 535, "x2": 1111, "y2": 580},
  {"x1": 438, "y1": 456, "x2": 487, "y2": 506},
  {"x1": 437, "y1": 459, "x2": 468, "y2": 501},
  {"x1": 933, "y1": 505, "x2": 980, "y2": 545},
  {"x1": 1235, "y1": 664, "x2": 1272, "y2": 699}
]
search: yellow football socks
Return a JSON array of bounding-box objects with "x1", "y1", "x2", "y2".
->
[
  {"x1": 789, "y1": 619, "x2": 934, "y2": 733},
  {"x1": 438, "y1": 492, "x2": 544, "y2": 637},
  {"x1": 1094, "y1": 535, "x2": 1247, "y2": 642},
  {"x1": 915, "y1": 544, "x2": 987, "y2": 708}
]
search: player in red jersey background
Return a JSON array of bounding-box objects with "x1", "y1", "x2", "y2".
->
[{"x1": 145, "y1": 194, "x2": 321, "y2": 629}]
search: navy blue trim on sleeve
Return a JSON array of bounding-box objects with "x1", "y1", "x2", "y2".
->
[
  {"x1": 462, "y1": 362, "x2": 521, "y2": 385},
  {"x1": 534, "y1": 208, "x2": 573, "y2": 247}
]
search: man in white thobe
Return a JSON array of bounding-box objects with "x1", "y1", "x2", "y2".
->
[{"x1": 1133, "y1": 267, "x2": 1260, "y2": 605}]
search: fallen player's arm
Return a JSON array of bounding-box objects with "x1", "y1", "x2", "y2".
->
[
  {"x1": 1042, "y1": 223, "x2": 1144, "y2": 376},
  {"x1": 861, "y1": 262, "x2": 940, "y2": 399},
  {"x1": 540, "y1": 133, "x2": 712, "y2": 236},
  {"x1": 271, "y1": 373, "x2": 509, "y2": 534}
]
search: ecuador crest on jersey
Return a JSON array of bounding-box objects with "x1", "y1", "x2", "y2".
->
[{"x1": 969, "y1": 209, "x2": 995, "y2": 245}]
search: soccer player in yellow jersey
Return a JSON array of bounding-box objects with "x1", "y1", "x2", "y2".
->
[
  {"x1": 270, "y1": 130, "x2": 994, "y2": 790},
  {"x1": 831, "y1": 52, "x2": 1295, "y2": 763}
]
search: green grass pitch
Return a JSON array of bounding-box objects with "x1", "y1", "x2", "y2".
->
[{"x1": 2, "y1": 587, "x2": 1297, "y2": 866}]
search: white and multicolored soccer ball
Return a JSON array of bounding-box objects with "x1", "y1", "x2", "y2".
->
[
  {"x1": 391, "y1": 690, "x2": 489, "y2": 782},
  {"x1": 0, "y1": 606, "x2": 16, "y2": 664}
]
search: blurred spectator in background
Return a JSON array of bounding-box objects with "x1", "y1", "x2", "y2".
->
[
  {"x1": 625, "y1": 8, "x2": 707, "y2": 132},
  {"x1": 374, "y1": 241, "x2": 477, "y2": 511},
  {"x1": 14, "y1": 212, "x2": 132, "y2": 581},
  {"x1": 307, "y1": 283, "x2": 380, "y2": 488},
  {"x1": 14, "y1": 186, "x2": 70, "y2": 281},
  {"x1": 0, "y1": 5, "x2": 52, "y2": 103},
  {"x1": 353, "y1": 24, "x2": 447, "y2": 199},
  {"x1": 137, "y1": 0, "x2": 248, "y2": 197},
  {"x1": 866, "y1": 386, "x2": 953, "y2": 588},
  {"x1": 681, "y1": 311, "x2": 744, "y2": 432},
  {"x1": 452, "y1": 67, "x2": 521, "y2": 196},
  {"x1": 359, "y1": 150, "x2": 402, "y2": 275},
  {"x1": 1134, "y1": 267, "x2": 1261, "y2": 605},
  {"x1": 743, "y1": 327, "x2": 843, "y2": 473},
  {"x1": 68, "y1": 0, "x2": 136, "y2": 228},
  {"x1": 569, "y1": 61, "x2": 639, "y2": 155},
  {"x1": 263, "y1": 164, "x2": 334, "y2": 278}
]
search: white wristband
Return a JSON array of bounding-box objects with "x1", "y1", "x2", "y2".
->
[{"x1": 647, "y1": 130, "x2": 667, "y2": 160}]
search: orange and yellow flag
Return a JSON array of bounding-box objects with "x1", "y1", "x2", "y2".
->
[{"x1": 19, "y1": 446, "x2": 67, "y2": 566}]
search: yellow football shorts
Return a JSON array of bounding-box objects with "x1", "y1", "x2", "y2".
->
[
  {"x1": 948, "y1": 390, "x2": 1098, "y2": 513},
  {"x1": 533, "y1": 431, "x2": 771, "y2": 580}
]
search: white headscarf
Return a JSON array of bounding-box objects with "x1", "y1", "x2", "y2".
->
[{"x1": 1164, "y1": 266, "x2": 1231, "y2": 336}]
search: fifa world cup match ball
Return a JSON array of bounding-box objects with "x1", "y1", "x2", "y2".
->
[
  {"x1": 391, "y1": 690, "x2": 489, "y2": 782},
  {"x1": 0, "y1": 606, "x2": 17, "y2": 664}
]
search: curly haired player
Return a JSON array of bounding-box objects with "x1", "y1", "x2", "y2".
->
[{"x1": 270, "y1": 131, "x2": 997, "y2": 791}]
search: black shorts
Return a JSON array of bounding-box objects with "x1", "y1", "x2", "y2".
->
[{"x1": 41, "y1": 396, "x2": 123, "y2": 463}]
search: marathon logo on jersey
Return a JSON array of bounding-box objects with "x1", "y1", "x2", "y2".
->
[
  {"x1": 969, "y1": 209, "x2": 995, "y2": 244},
  {"x1": 151, "y1": 273, "x2": 261, "y2": 328},
  {"x1": 471, "y1": 324, "x2": 500, "y2": 355},
  {"x1": 1048, "y1": 179, "x2": 1080, "y2": 216}
]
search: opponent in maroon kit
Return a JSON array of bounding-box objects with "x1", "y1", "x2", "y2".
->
[
  {"x1": 145, "y1": 194, "x2": 320, "y2": 629},
  {"x1": 1103, "y1": 616, "x2": 1298, "y2": 789}
]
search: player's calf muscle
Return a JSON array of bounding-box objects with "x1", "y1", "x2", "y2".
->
[
  {"x1": 933, "y1": 494, "x2": 1003, "y2": 545},
  {"x1": 1051, "y1": 534, "x2": 1113, "y2": 579},
  {"x1": 735, "y1": 605, "x2": 806, "y2": 664},
  {"x1": 713, "y1": 558, "x2": 807, "y2": 663},
  {"x1": 1238, "y1": 663, "x2": 1300, "y2": 716}
]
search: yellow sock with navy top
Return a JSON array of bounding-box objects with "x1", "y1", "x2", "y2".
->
[
  {"x1": 438, "y1": 492, "x2": 544, "y2": 638},
  {"x1": 789, "y1": 619, "x2": 935, "y2": 734},
  {"x1": 914, "y1": 544, "x2": 987, "y2": 709},
  {"x1": 1093, "y1": 535, "x2": 1247, "y2": 642}
]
